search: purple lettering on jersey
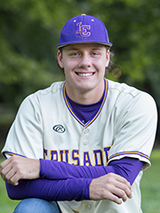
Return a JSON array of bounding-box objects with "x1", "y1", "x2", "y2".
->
[
  {"x1": 103, "y1": 146, "x2": 111, "y2": 163},
  {"x1": 72, "y1": 150, "x2": 80, "y2": 166},
  {"x1": 83, "y1": 152, "x2": 92, "y2": 166},
  {"x1": 44, "y1": 148, "x2": 48, "y2": 157},
  {"x1": 59, "y1": 150, "x2": 69, "y2": 162},
  {"x1": 64, "y1": 150, "x2": 69, "y2": 163},
  {"x1": 50, "y1": 150, "x2": 58, "y2": 161},
  {"x1": 93, "y1": 149, "x2": 103, "y2": 166},
  {"x1": 44, "y1": 147, "x2": 111, "y2": 165},
  {"x1": 59, "y1": 150, "x2": 64, "y2": 161}
]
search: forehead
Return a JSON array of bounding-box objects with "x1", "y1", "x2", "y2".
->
[{"x1": 62, "y1": 43, "x2": 107, "y2": 51}]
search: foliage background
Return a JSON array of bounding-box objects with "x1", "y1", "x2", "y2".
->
[
  {"x1": 0, "y1": 1, "x2": 160, "y2": 212},
  {"x1": 0, "y1": 0, "x2": 160, "y2": 146}
]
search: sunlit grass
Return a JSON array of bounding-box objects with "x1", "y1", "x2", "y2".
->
[
  {"x1": 141, "y1": 149, "x2": 160, "y2": 213},
  {"x1": 0, "y1": 175, "x2": 19, "y2": 213}
]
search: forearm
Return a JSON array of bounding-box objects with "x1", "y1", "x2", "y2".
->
[
  {"x1": 4, "y1": 157, "x2": 143, "y2": 202},
  {"x1": 6, "y1": 178, "x2": 92, "y2": 201},
  {"x1": 40, "y1": 157, "x2": 144, "y2": 185}
]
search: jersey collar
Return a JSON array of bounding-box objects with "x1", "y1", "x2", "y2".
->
[{"x1": 63, "y1": 78, "x2": 108, "y2": 128}]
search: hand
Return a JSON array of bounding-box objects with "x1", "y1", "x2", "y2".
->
[
  {"x1": 89, "y1": 173, "x2": 132, "y2": 204},
  {"x1": 0, "y1": 155, "x2": 40, "y2": 186}
]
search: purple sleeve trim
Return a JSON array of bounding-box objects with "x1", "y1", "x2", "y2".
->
[
  {"x1": 6, "y1": 178, "x2": 92, "y2": 201},
  {"x1": 2, "y1": 152, "x2": 26, "y2": 159},
  {"x1": 40, "y1": 157, "x2": 144, "y2": 185},
  {"x1": 109, "y1": 151, "x2": 150, "y2": 161}
]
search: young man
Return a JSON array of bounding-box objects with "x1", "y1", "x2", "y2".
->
[{"x1": 0, "y1": 14, "x2": 157, "y2": 213}]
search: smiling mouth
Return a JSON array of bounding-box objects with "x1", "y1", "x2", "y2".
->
[{"x1": 75, "y1": 72, "x2": 95, "y2": 77}]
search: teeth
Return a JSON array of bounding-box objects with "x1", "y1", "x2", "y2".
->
[{"x1": 77, "y1": 73, "x2": 93, "y2": 77}]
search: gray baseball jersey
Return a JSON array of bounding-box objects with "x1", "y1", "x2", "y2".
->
[{"x1": 2, "y1": 78, "x2": 157, "y2": 213}]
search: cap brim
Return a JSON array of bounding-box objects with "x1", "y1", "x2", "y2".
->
[{"x1": 56, "y1": 41, "x2": 113, "y2": 49}]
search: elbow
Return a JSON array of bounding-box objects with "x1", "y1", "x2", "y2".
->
[{"x1": 5, "y1": 182, "x2": 21, "y2": 200}]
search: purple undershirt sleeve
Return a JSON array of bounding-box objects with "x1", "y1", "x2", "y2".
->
[
  {"x1": 6, "y1": 178, "x2": 92, "y2": 201},
  {"x1": 40, "y1": 157, "x2": 144, "y2": 185},
  {"x1": 6, "y1": 157, "x2": 144, "y2": 201}
]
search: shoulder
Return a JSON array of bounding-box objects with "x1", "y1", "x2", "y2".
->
[
  {"x1": 108, "y1": 79, "x2": 141, "y2": 97},
  {"x1": 17, "y1": 81, "x2": 65, "y2": 113},
  {"x1": 24, "y1": 81, "x2": 64, "y2": 102},
  {"x1": 106, "y1": 79, "x2": 157, "y2": 119},
  {"x1": 107, "y1": 79, "x2": 156, "y2": 106},
  {"x1": 33, "y1": 81, "x2": 64, "y2": 98}
]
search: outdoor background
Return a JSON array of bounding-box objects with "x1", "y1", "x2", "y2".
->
[{"x1": 0, "y1": 0, "x2": 160, "y2": 212}]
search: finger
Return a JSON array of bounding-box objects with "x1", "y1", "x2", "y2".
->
[
  {"x1": 102, "y1": 189, "x2": 123, "y2": 205},
  {"x1": 1, "y1": 174, "x2": 8, "y2": 182},
  {"x1": 112, "y1": 175, "x2": 132, "y2": 196},
  {"x1": 108, "y1": 173, "x2": 131, "y2": 187},
  {"x1": 115, "y1": 174, "x2": 131, "y2": 187},
  {"x1": 114, "y1": 189, "x2": 128, "y2": 202},
  {"x1": 4, "y1": 168, "x2": 17, "y2": 184},
  {"x1": 0, "y1": 157, "x2": 12, "y2": 169},
  {"x1": 0, "y1": 156, "x2": 16, "y2": 177},
  {"x1": 111, "y1": 182, "x2": 132, "y2": 202},
  {"x1": 116, "y1": 181, "x2": 132, "y2": 199},
  {"x1": 1, "y1": 171, "x2": 19, "y2": 186},
  {"x1": 0, "y1": 161, "x2": 15, "y2": 182},
  {"x1": 9, "y1": 169, "x2": 23, "y2": 186},
  {"x1": 0, "y1": 159, "x2": 20, "y2": 185},
  {"x1": 108, "y1": 193, "x2": 123, "y2": 205}
]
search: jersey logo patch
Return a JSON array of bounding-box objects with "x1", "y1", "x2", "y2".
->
[{"x1": 53, "y1": 124, "x2": 65, "y2": 133}]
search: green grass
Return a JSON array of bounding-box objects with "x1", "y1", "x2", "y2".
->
[
  {"x1": 141, "y1": 149, "x2": 160, "y2": 213},
  {"x1": 0, "y1": 175, "x2": 20, "y2": 213},
  {"x1": 0, "y1": 150, "x2": 160, "y2": 213}
]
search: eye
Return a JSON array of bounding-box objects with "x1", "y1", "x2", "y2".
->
[
  {"x1": 69, "y1": 51, "x2": 80, "y2": 57},
  {"x1": 73, "y1": 52, "x2": 79, "y2": 56},
  {"x1": 91, "y1": 51, "x2": 100, "y2": 57},
  {"x1": 92, "y1": 52, "x2": 98, "y2": 55}
]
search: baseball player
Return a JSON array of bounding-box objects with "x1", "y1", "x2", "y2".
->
[{"x1": 0, "y1": 14, "x2": 157, "y2": 213}]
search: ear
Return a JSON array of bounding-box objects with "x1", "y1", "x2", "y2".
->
[
  {"x1": 57, "y1": 50, "x2": 64, "y2": 68},
  {"x1": 105, "y1": 50, "x2": 110, "y2": 67}
]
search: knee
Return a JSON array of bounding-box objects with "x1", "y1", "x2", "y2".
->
[{"x1": 13, "y1": 198, "x2": 60, "y2": 213}]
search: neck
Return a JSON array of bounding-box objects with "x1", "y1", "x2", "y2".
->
[{"x1": 65, "y1": 79, "x2": 106, "y2": 105}]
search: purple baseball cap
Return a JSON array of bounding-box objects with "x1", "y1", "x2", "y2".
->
[{"x1": 56, "y1": 14, "x2": 113, "y2": 48}]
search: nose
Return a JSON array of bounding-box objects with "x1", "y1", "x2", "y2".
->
[{"x1": 78, "y1": 53, "x2": 91, "y2": 68}]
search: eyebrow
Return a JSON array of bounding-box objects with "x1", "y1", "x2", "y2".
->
[
  {"x1": 67, "y1": 47, "x2": 79, "y2": 51},
  {"x1": 66, "y1": 46, "x2": 104, "y2": 51}
]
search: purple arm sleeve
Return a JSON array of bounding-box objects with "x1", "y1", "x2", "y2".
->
[
  {"x1": 6, "y1": 178, "x2": 92, "y2": 201},
  {"x1": 6, "y1": 157, "x2": 144, "y2": 201},
  {"x1": 40, "y1": 157, "x2": 144, "y2": 185}
]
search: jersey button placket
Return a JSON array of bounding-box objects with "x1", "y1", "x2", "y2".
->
[
  {"x1": 83, "y1": 140, "x2": 89, "y2": 146},
  {"x1": 80, "y1": 201, "x2": 94, "y2": 213},
  {"x1": 79, "y1": 128, "x2": 90, "y2": 159},
  {"x1": 84, "y1": 129, "x2": 89, "y2": 134},
  {"x1": 83, "y1": 128, "x2": 89, "y2": 146},
  {"x1": 85, "y1": 204, "x2": 91, "y2": 210}
]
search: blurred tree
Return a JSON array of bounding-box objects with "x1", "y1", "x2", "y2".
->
[
  {"x1": 0, "y1": 0, "x2": 82, "y2": 107},
  {"x1": 0, "y1": 0, "x2": 159, "y2": 142},
  {"x1": 84, "y1": 0, "x2": 160, "y2": 142}
]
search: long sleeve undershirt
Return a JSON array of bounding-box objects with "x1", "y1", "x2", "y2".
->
[{"x1": 6, "y1": 157, "x2": 144, "y2": 201}]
